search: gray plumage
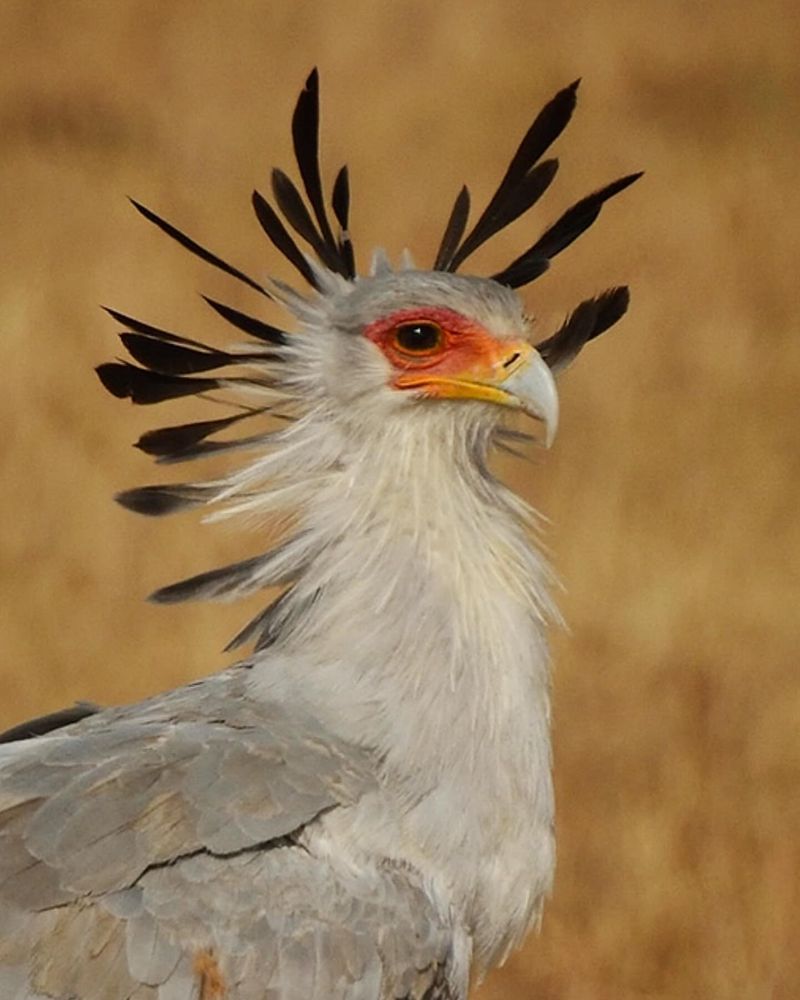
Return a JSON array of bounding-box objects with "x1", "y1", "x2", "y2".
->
[
  {"x1": 0, "y1": 671, "x2": 453, "y2": 998},
  {"x1": 1, "y1": 70, "x2": 639, "y2": 998}
]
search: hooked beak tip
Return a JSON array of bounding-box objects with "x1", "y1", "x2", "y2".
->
[{"x1": 501, "y1": 348, "x2": 559, "y2": 447}]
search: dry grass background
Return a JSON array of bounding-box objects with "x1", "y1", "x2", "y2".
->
[{"x1": 1, "y1": 1, "x2": 798, "y2": 997}]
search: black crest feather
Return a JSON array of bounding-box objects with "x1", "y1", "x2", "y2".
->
[
  {"x1": 492, "y1": 172, "x2": 643, "y2": 289},
  {"x1": 102, "y1": 308, "x2": 212, "y2": 350},
  {"x1": 115, "y1": 483, "x2": 216, "y2": 516},
  {"x1": 96, "y1": 362, "x2": 221, "y2": 405},
  {"x1": 452, "y1": 160, "x2": 559, "y2": 271},
  {"x1": 120, "y1": 334, "x2": 247, "y2": 376},
  {"x1": 135, "y1": 411, "x2": 265, "y2": 460},
  {"x1": 331, "y1": 165, "x2": 350, "y2": 233},
  {"x1": 331, "y1": 165, "x2": 355, "y2": 278},
  {"x1": 201, "y1": 297, "x2": 288, "y2": 345},
  {"x1": 130, "y1": 199, "x2": 272, "y2": 297},
  {"x1": 536, "y1": 286, "x2": 631, "y2": 371},
  {"x1": 252, "y1": 189, "x2": 319, "y2": 289},
  {"x1": 433, "y1": 186, "x2": 471, "y2": 272},
  {"x1": 291, "y1": 70, "x2": 337, "y2": 252},
  {"x1": 149, "y1": 539, "x2": 299, "y2": 604},
  {"x1": 149, "y1": 554, "x2": 270, "y2": 604}
]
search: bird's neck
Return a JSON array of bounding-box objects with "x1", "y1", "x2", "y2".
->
[
  {"x1": 248, "y1": 407, "x2": 557, "y2": 961},
  {"x1": 250, "y1": 405, "x2": 556, "y2": 773}
]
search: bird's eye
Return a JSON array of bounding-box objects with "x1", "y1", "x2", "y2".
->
[{"x1": 392, "y1": 322, "x2": 443, "y2": 355}]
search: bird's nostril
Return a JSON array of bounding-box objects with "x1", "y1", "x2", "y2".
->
[{"x1": 503, "y1": 352, "x2": 520, "y2": 369}]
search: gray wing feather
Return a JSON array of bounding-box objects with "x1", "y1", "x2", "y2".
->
[
  {"x1": 1, "y1": 669, "x2": 371, "y2": 899},
  {"x1": 0, "y1": 668, "x2": 457, "y2": 999}
]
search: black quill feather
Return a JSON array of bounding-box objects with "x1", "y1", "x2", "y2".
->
[
  {"x1": 446, "y1": 80, "x2": 579, "y2": 270},
  {"x1": 103, "y1": 308, "x2": 214, "y2": 351},
  {"x1": 130, "y1": 200, "x2": 272, "y2": 297},
  {"x1": 449, "y1": 160, "x2": 558, "y2": 269},
  {"x1": 523, "y1": 172, "x2": 642, "y2": 261},
  {"x1": 434, "y1": 186, "x2": 471, "y2": 271},
  {"x1": 331, "y1": 165, "x2": 350, "y2": 232},
  {"x1": 536, "y1": 286, "x2": 630, "y2": 371},
  {"x1": 149, "y1": 432, "x2": 273, "y2": 465},
  {"x1": 201, "y1": 297, "x2": 288, "y2": 345},
  {"x1": 149, "y1": 550, "x2": 287, "y2": 604},
  {"x1": 120, "y1": 334, "x2": 248, "y2": 376},
  {"x1": 271, "y1": 168, "x2": 341, "y2": 271},
  {"x1": 591, "y1": 285, "x2": 631, "y2": 340},
  {"x1": 291, "y1": 69, "x2": 337, "y2": 254},
  {"x1": 96, "y1": 362, "x2": 220, "y2": 404},
  {"x1": 252, "y1": 190, "x2": 319, "y2": 288},
  {"x1": 490, "y1": 80, "x2": 579, "y2": 194},
  {"x1": 135, "y1": 411, "x2": 264, "y2": 458},
  {"x1": 115, "y1": 483, "x2": 216, "y2": 516},
  {"x1": 331, "y1": 165, "x2": 356, "y2": 278},
  {"x1": 492, "y1": 172, "x2": 643, "y2": 288}
]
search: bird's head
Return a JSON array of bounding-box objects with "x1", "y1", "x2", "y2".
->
[
  {"x1": 96, "y1": 69, "x2": 639, "y2": 636},
  {"x1": 282, "y1": 266, "x2": 558, "y2": 448}
]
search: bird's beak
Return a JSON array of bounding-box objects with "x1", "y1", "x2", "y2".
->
[
  {"x1": 395, "y1": 341, "x2": 559, "y2": 447},
  {"x1": 493, "y1": 342, "x2": 559, "y2": 447}
]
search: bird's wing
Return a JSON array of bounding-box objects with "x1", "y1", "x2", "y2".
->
[{"x1": 0, "y1": 668, "x2": 456, "y2": 999}]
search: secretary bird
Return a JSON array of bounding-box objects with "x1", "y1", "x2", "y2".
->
[{"x1": 0, "y1": 70, "x2": 640, "y2": 999}]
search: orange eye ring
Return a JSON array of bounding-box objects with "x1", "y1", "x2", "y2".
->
[{"x1": 392, "y1": 321, "x2": 444, "y2": 356}]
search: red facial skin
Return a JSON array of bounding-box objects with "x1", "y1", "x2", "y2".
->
[{"x1": 363, "y1": 307, "x2": 515, "y2": 390}]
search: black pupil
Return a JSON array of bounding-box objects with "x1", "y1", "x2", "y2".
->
[{"x1": 395, "y1": 323, "x2": 440, "y2": 352}]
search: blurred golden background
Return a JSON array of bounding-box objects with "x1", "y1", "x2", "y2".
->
[{"x1": 1, "y1": 2, "x2": 798, "y2": 997}]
